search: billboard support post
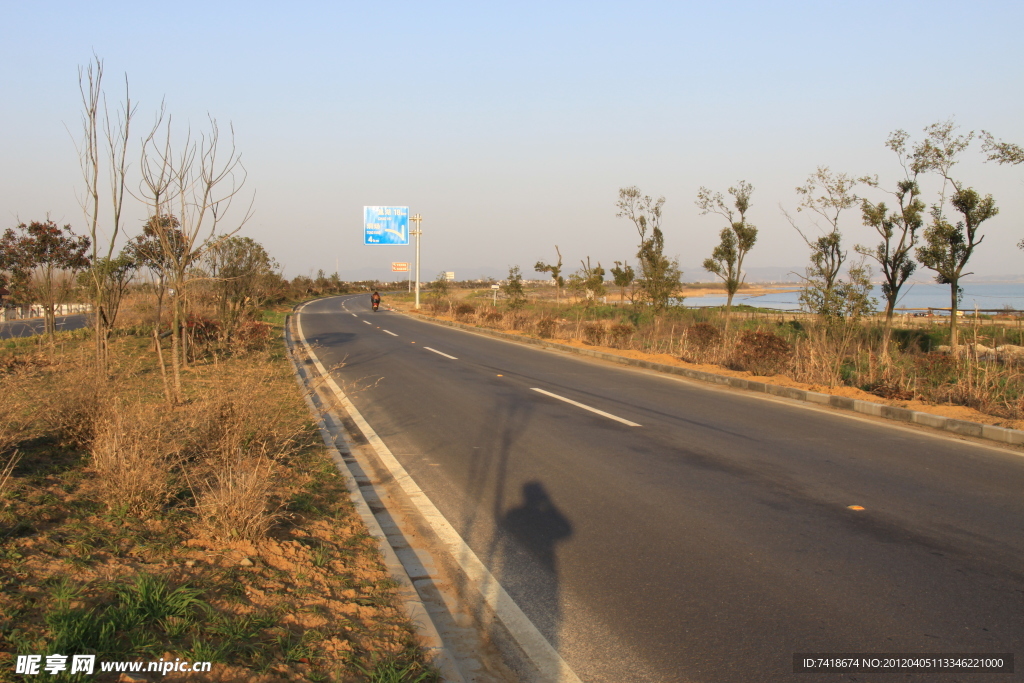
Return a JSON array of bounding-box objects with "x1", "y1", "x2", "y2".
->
[{"x1": 411, "y1": 214, "x2": 423, "y2": 309}]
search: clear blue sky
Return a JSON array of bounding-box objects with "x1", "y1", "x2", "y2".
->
[{"x1": 2, "y1": 1, "x2": 1022, "y2": 281}]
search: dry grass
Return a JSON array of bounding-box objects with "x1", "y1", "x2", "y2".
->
[
  {"x1": 90, "y1": 402, "x2": 175, "y2": 516},
  {"x1": 0, "y1": 295, "x2": 438, "y2": 681},
  {"x1": 0, "y1": 452, "x2": 20, "y2": 505},
  {"x1": 196, "y1": 455, "x2": 280, "y2": 541}
]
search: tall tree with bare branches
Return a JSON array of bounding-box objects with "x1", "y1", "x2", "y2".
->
[
  {"x1": 74, "y1": 57, "x2": 138, "y2": 374},
  {"x1": 140, "y1": 108, "x2": 252, "y2": 402}
]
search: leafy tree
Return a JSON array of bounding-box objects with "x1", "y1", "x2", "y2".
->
[
  {"x1": 501, "y1": 265, "x2": 527, "y2": 310},
  {"x1": 576, "y1": 257, "x2": 605, "y2": 304},
  {"x1": 79, "y1": 251, "x2": 137, "y2": 332},
  {"x1": 204, "y1": 236, "x2": 280, "y2": 335},
  {"x1": 534, "y1": 246, "x2": 565, "y2": 303},
  {"x1": 981, "y1": 131, "x2": 1024, "y2": 166},
  {"x1": 615, "y1": 187, "x2": 681, "y2": 311},
  {"x1": 856, "y1": 130, "x2": 925, "y2": 350},
  {"x1": 1, "y1": 221, "x2": 91, "y2": 337},
  {"x1": 797, "y1": 230, "x2": 847, "y2": 317},
  {"x1": 801, "y1": 257, "x2": 876, "y2": 320},
  {"x1": 124, "y1": 214, "x2": 187, "y2": 336},
  {"x1": 913, "y1": 120, "x2": 999, "y2": 348},
  {"x1": 784, "y1": 167, "x2": 861, "y2": 318},
  {"x1": 981, "y1": 131, "x2": 1024, "y2": 250},
  {"x1": 696, "y1": 180, "x2": 757, "y2": 314},
  {"x1": 610, "y1": 260, "x2": 635, "y2": 304},
  {"x1": 430, "y1": 271, "x2": 451, "y2": 312}
]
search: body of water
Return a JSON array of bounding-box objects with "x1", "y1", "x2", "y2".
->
[{"x1": 681, "y1": 282, "x2": 1024, "y2": 313}]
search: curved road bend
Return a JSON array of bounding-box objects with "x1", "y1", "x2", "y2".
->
[{"x1": 299, "y1": 294, "x2": 1024, "y2": 683}]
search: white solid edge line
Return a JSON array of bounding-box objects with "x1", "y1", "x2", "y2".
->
[
  {"x1": 383, "y1": 330, "x2": 398, "y2": 337},
  {"x1": 531, "y1": 388, "x2": 642, "y2": 427},
  {"x1": 286, "y1": 315, "x2": 464, "y2": 683},
  {"x1": 424, "y1": 346, "x2": 458, "y2": 360},
  {"x1": 295, "y1": 306, "x2": 581, "y2": 683}
]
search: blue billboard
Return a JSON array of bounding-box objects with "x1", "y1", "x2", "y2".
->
[{"x1": 364, "y1": 206, "x2": 410, "y2": 245}]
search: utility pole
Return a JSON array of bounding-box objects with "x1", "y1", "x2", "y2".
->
[{"x1": 411, "y1": 214, "x2": 422, "y2": 309}]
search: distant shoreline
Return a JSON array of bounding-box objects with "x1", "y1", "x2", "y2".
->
[{"x1": 680, "y1": 284, "x2": 802, "y2": 299}]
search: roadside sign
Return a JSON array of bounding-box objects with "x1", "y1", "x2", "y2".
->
[
  {"x1": 392, "y1": 262, "x2": 410, "y2": 272},
  {"x1": 364, "y1": 206, "x2": 410, "y2": 245},
  {"x1": 445, "y1": 272, "x2": 455, "y2": 281}
]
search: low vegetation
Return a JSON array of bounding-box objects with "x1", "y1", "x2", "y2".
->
[
  {"x1": 0, "y1": 304, "x2": 437, "y2": 682},
  {"x1": 406, "y1": 287, "x2": 1024, "y2": 425}
]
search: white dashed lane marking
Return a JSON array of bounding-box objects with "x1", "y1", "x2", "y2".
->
[{"x1": 530, "y1": 388, "x2": 641, "y2": 427}]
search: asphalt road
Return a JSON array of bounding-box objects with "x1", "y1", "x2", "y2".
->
[
  {"x1": 0, "y1": 314, "x2": 89, "y2": 340},
  {"x1": 299, "y1": 295, "x2": 1024, "y2": 683}
]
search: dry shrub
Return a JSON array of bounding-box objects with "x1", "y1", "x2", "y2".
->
[
  {"x1": 688, "y1": 322, "x2": 721, "y2": 350},
  {"x1": 231, "y1": 319, "x2": 272, "y2": 353},
  {"x1": 731, "y1": 329, "x2": 791, "y2": 376},
  {"x1": 182, "y1": 366, "x2": 298, "y2": 540},
  {"x1": 483, "y1": 310, "x2": 503, "y2": 326},
  {"x1": 0, "y1": 372, "x2": 31, "y2": 458},
  {"x1": 90, "y1": 404, "x2": 175, "y2": 515},
  {"x1": 683, "y1": 322, "x2": 724, "y2": 363},
  {"x1": 186, "y1": 369, "x2": 299, "y2": 466},
  {"x1": 536, "y1": 317, "x2": 557, "y2": 339},
  {"x1": 609, "y1": 323, "x2": 635, "y2": 349},
  {"x1": 453, "y1": 303, "x2": 475, "y2": 322},
  {"x1": 196, "y1": 456, "x2": 279, "y2": 541},
  {"x1": 582, "y1": 323, "x2": 605, "y2": 346},
  {"x1": 43, "y1": 363, "x2": 112, "y2": 447}
]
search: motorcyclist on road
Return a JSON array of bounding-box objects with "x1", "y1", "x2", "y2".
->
[{"x1": 371, "y1": 291, "x2": 381, "y2": 311}]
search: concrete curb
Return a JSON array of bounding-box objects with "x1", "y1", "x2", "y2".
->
[
  {"x1": 283, "y1": 313, "x2": 465, "y2": 682},
  {"x1": 404, "y1": 312, "x2": 1024, "y2": 447}
]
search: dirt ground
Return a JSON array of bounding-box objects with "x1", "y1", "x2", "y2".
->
[{"x1": 0, "y1": 327, "x2": 437, "y2": 682}]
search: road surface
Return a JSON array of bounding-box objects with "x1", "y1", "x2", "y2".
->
[
  {"x1": 298, "y1": 294, "x2": 1024, "y2": 682},
  {"x1": 0, "y1": 314, "x2": 89, "y2": 340}
]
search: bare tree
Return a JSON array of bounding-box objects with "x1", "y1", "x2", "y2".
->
[
  {"x1": 913, "y1": 120, "x2": 999, "y2": 349},
  {"x1": 74, "y1": 57, "x2": 138, "y2": 373},
  {"x1": 140, "y1": 108, "x2": 253, "y2": 402},
  {"x1": 696, "y1": 180, "x2": 757, "y2": 316},
  {"x1": 856, "y1": 130, "x2": 925, "y2": 351}
]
